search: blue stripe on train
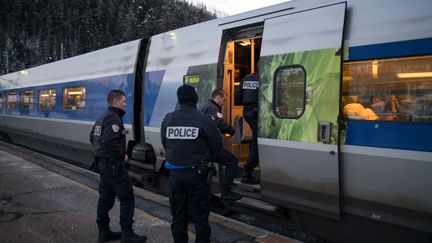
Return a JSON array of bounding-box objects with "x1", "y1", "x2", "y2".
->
[
  {"x1": 0, "y1": 73, "x2": 134, "y2": 124},
  {"x1": 143, "y1": 70, "x2": 165, "y2": 126},
  {"x1": 346, "y1": 120, "x2": 432, "y2": 152},
  {"x1": 348, "y1": 37, "x2": 432, "y2": 61}
]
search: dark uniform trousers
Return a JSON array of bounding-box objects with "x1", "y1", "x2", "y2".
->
[
  {"x1": 243, "y1": 105, "x2": 259, "y2": 173},
  {"x1": 169, "y1": 168, "x2": 210, "y2": 243},
  {"x1": 211, "y1": 149, "x2": 238, "y2": 193},
  {"x1": 97, "y1": 158, "x2": 135, "y2": 232}
]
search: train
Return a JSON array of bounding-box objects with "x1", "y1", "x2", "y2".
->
[{"x1": 1, "y1": 0, "x2": 431, "y2": 242}]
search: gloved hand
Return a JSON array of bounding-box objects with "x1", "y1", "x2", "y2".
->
[{"x1": 228, "y1": 126, "x2": 235, "y2": 136}]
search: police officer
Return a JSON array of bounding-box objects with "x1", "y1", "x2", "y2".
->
[
  {"x1": 161, "y1": 84, "x2": 223, "y2": 243},
  {"x1": 200, "y1": 88, "x2": 242, "y2": 201},
  {"x1": 235, "y1": 64, "x2": 260, "y2": 184},
  {"x1": 89, "y1": 90, "x2": 147, "y2": 243}
]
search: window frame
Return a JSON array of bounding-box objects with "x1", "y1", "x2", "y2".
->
[
  {"x1": 20, "y1": 90, "x2": 35, "y2": 110},
  {"x1": 0, "y1": 92, "x2": 4, "y2": 112},
  {"x1": 342, "y1": 55, "x2": 432, "y2": 124},
  {"x1": 7, "y1": 91, "x2": 17, "y2": 112},
  {"x1": 272, "y1": 65, "x2": 307, "y2": 119},
  {"x1": 62, "y1": 86, "x2": 86, "y2": 111},
  {"x1": 38, "y1": 88, "x2": 56, "y2": 111}
]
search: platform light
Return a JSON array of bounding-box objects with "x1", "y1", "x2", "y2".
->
[
  {"x1": 20, "y1": 70, "x2": 28, "y2": 76},
  {"x1": 397, "y1": 72, "x2": 432, "y2": 78},
  {"x1": 169, "y1": 32, "x2": 177, "y2": 40}
]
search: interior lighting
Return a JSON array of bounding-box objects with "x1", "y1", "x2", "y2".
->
[
  {"x1": 40, "y1": 94, "x2": 49, "y2": 97},
  {"x1": 68, "y1": 91, "x2": 83, "y2": 95},
  {"x1": 397, "y1": 72, "x2": 432, "y2": 78},
  {"x1": 372, "y1": 61, "x2": 378, "y2": 79},
  {"x1": 239, "y1": 40, "x2": 251, "y2": 46}
]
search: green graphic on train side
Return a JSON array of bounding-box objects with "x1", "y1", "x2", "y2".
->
[
  {"x1": 184, "y1": 63, "x2": 217, "y2": 108},
  {"x1": 258, "y1": 48, "x2": 340, "y2": 143}
]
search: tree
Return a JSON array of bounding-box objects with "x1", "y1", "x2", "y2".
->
[{"x1": 0, "y1": 0, "x2": 218, "y2": 75}]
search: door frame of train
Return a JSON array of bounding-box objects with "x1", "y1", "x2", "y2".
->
[
  {"x1": 133, "y1": 38, "x2": 150, "y2": 144},
  {"x1": 217, "y1": 24, "x2": 264, "y2": 157},
  {"x1": 257, "y1": 2, "x2": 347, "y2": 219}
]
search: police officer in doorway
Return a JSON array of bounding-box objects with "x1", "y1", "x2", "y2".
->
[
  {"x1": 161, "y1": 84, "x2": 223, "y2": 243},
  {"x1": 200, "y1": 88, "x2": 242, "y2": 201},
  {"x1": 235, "y1": 63, "x2": 260, "y2": 184},
  {"x1": 89, "y1": 90, "x2": 147, "y2": 243}
]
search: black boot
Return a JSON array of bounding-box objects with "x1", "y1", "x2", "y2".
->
[
  {"x1": 98, "y1": 229, "x2": 122, "y2": 243},
  {"x1": 121, "y1": 231, "x2": 147, "y2": 243},
  {"x1": 241, "y1": 171, "x2": 259, "y2": 184}
]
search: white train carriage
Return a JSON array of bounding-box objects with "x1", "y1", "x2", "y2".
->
[
  {"x1": 0, "y1": 40, "x2": 145, "y2": 166},
  {"x1": 1, "y1": 0, "x2": 431, "y2": 241}
]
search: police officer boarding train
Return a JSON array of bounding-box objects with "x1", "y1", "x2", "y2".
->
[
  {"x1": 89, "y1": 90, "x2": 147, "y2": 243},
  {"x1": 235, "y1": 63, "x2": 260, "y2": 184},
  {"x1": 161, "y1": 84, "x2": 223, "y2": 243},
  {"x1": 200, "y1": 88, "x2": 242, "y2": 201}
]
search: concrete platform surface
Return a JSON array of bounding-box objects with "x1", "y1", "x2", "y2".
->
[{"x1": 0, "y1": 144, "x2": 299, "y2": 243}]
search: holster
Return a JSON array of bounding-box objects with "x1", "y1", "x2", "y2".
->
[
  {"x1": 110, "y1": 158, "x2": 122, "y2": 177},
  {"x1": 196, "y1": 161, "x2": 210, "y2": 175},
  {"x1": 195, "y1": 161, "x2": 215, "y2": 184},
  {"x1": 207, "y1": 163, "x2": 215, "y2": 185}
]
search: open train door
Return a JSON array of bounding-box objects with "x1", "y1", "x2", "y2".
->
[{"x1": 258, "y1": 2, "x2": 346, "y2": 219}]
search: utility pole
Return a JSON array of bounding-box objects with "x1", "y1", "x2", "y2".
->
[
  {"x1": 5, "y1": 52, "x2": 9, "y2": 73},
  {"x1": 60, "y1": 42, "x2": 64, "y2": 60}
]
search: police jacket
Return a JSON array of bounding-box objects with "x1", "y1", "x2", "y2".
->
[
  {"x1": 235, "y1": 72, "x2": 260, "y2": 105},
  {"x1": 161, "y1": 104, "x2": 223, "y2": 166},
  {"x1": 90, "y1": 107, "x2": 126, "y2": 161},
  {"x1": 200, "y1": 99, "x2": 235, "y2": 135}
]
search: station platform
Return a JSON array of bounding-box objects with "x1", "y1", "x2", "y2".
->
[{"x1": 0, "y1": 142, "x2": 300, "y2": 243}]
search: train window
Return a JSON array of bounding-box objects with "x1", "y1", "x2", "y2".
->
[
  {"x1": 0, "y1": 93, "x2": 3, "y2": 110},
  {"x1": 7, "y1": 92, "x2": 17, "y2": 111},
  {"x1": 20, "y1": 90, "x2": 34, "y2": 110},
  {"x1": 342, "y1": 55, "x2": 432, "y2": 123},
  {"x1": 39, "y1": 89, "x2": 56, "y2": 110},
  {"x1": 63, "y1": 87, "x2": 86, "y2": 110},
  {"x1": 273, "y1": 65, "x2": 306, "y2": 118}
]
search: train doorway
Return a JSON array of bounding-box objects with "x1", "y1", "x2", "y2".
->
[{"x1": 220, "y1": 26, "x2": 263, "y2": 186}]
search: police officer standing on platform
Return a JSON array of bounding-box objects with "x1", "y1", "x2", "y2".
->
[
  {"x1": 161, "y1": 84, "x2": 223, "y2": 243},
  {"x1": 90, "y1": 90, "x2": 147, "y2": 243},
  {"x1": 200, "y1": 88, "x2": 242, "y2": 201},
  {"x1": 235, "y1": 63, "x2": 260, "y2": 184}
]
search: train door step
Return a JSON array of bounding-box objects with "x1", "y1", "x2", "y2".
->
[
  {"x1": 232, "y1": 178, "x2": 261, "y2": 200},
  {"x1": 233, "y1": 178, "x2": 260, "y2": 192},
  {"x1": 215, "y1": 193, "x2": 279, "y2": 213}
]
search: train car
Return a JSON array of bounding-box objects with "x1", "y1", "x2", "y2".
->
[
  {"x1": 0, "y1": 40, "x2": 147, "y2": 168},
  {"x1": 1, "y1": 0, "x2": 431, "y2": 241}
]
